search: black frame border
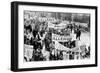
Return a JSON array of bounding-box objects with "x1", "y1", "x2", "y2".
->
[{"x1": 11, "y1": 1, "x2": 98, "y2": 72}]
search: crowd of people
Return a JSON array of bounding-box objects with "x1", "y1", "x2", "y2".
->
[{"x1": 24, "y1": 14, "x2": 90, "y2": 62}]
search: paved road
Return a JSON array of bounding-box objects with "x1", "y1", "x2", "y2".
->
[{"x1": 78, "y1": 32, "x2": 90, "y2": 47}]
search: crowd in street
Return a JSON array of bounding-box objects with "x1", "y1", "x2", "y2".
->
[{"x1": 24, "y1": 12, "x2": 90, "y2": 62}]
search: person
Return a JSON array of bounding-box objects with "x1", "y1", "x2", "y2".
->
[
  {"x1": 32, "y1": 29, "x2": 38, "y2": 38},
  {"x1": 25, "y1": 24, "x2": 32, "y2": 32},
  {"x1": 69, "y1": 30, "x2": 76, "y2": 48},
  {"x1": 25, "y1": 27, "x2": 33, "y2": 45},
  {"x1": 76, "y1": 28, "x2": 81, "y2": 40},
  {"x1": 32, "y1": 47, "x2": 43, "y2": 61},
  {"x1": 70, "y1": 24, "x2": 73, "y2": 33}
]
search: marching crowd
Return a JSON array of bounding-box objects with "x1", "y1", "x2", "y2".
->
[{"x1": 24, "y1": 18, "x2": 90, "y2": 62}]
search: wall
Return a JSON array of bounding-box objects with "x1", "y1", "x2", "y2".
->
[{"x1": 0, "y1": 0, "x2": 99, "y2": 73}]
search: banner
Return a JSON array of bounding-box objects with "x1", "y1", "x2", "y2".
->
[
  {"x1": 55, "y1": 41, "x2": 69, "y2": 51},
  {"x1": 52, "y1": 33, "x2": 71, "y2": 42},
  {"x1": 24, "y1": 44, "x2": 33, "y2": 61}
]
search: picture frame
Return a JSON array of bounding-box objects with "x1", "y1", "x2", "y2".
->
[{"x1": 11, "y1": 1, "x2": 98, "y2": 72}]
